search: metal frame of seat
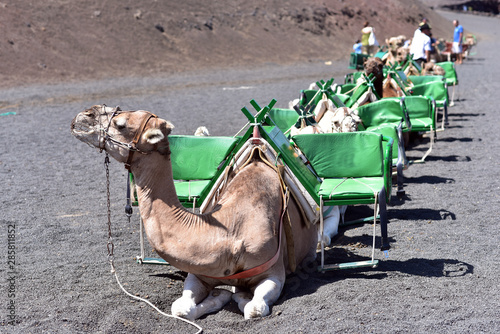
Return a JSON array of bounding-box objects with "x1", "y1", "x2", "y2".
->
[
  {"x1": 291, "y1": 132, "x2": 393, "y2": 271},
  {"x1": 400, "y1": 95, "x2": 437, "y2": 163}
]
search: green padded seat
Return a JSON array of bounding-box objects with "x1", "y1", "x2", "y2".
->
[
  {"x1": 365, "y1": 124, "x2": 400, "y2": 163},
  {"x1": 294, "y1": 133, "x2": 384, "y2": 178},
  {"x1": 264, "y1": 108, "x2": 299, "y2": 133},
  {"x1": 410, "y1": 79, "x2": 448, "y2": 103},
  {"x1": 355, "y1": 97, "x2": 411, "y2": 197},
  {"x1": 356, "y1": 97, "x2": 411, "y2": 132},
  {"x1": 436, "y1": 61, "x2": 458, "y2": 106},
  {"x1": 364, "y1": 123, "x2": 406, "y2": 198},
  {"x1": 401, "y1": 96, "x2": 436, "y2": 132},
  {"x1": 292, "y1": 132, "x2": 392, "y2": 256},
  {"x1": 435, "y1": 61, "x2": 458, "y2": 86},
  {"x1": 409, "y1": 79, "x2": 448, "y2": 129},
  {"x1": 319, "y1": 177, "x2": 384, "y2": 201},
  {"x1": 292, "y1": 132, "x2": 392, "y2": 205},
  {"x1": 400, "y1": 95, "x2": 437, "y2": 162},
  {"x1": 408, "y1": 75, "x2": 444, "y2": 85},
  {"x1": 168, "y1": 135, "x2": 239, "y2": 207},
  {"x1": 174, "y1": 180, "x2": 212, "y2": 202}
]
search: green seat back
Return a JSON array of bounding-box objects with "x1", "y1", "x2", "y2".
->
[
  {"x1": 266, "y1": 108, "x2": 299, "y2": 132},
  {"x1": 349, "y1": 52, "x2": 369, "y2": 70},
  {"x1": 292, "y1": 132, "x2": 384, "y2": 178},
  {"x1": 300, "y1": 90, "x2": 323, "y2": 107},
  {"x1": 401, "y1": 96, "x2": 435, "y2": 131},
  {"x1": 169, "y1": 135, "x2": 238, "y2": 180},
  {"x1": 410, "y1": 81, "x2": 448, "y2": 105},
  {"x1": 408, "y1": 75, "x2": 444, "y2": 85},
  {"x1": 355, "y1": 97, "x2": 404, "y2": 128},
  {"x1": 402, "y1": 96, "x2": 433, "y2": 119},
  {"x1": 365, "y1": 124, "x2": 399, "y2": 160},
  {"x1": 436, "y1": 61, "x2": 458, "y2": 86},
  {"x1": 337, "y1": 83, "x2": 357, "y2": 96}
]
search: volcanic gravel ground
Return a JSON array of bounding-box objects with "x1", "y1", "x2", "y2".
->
[{"x1": 1, "y1": 11, "x2": 499, "y2": 334}]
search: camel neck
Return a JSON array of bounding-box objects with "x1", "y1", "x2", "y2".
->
[{"x1": 130, "y1": 153, "x2": 229, "y2": 274}]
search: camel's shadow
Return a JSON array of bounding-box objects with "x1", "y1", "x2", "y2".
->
[{"x1": 280, "y1": 253, "x2": 474, "y2": 302}]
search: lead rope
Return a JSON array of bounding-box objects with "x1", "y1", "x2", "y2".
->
[{"x1": 104, "y1": 153, "x2": 203, "y2": 334}]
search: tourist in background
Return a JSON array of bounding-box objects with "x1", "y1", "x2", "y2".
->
[
  {"x1": 453, "y1": 20, "x2": 464, "y2": 64},
  {"x1": 353, "y1": 39, "x2": 362, "y2": 54},
  {"x1": 361, "y1": 21, "x2": 377, "y2": 55},
  {"x1": 410, "y1": 23, "x2": 432, "y2": 66}
]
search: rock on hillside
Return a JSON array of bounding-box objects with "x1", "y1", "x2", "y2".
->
[{"x1": 0, "y1": 0, "x2": 454, "y2": 88}]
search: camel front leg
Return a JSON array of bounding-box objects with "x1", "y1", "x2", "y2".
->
[
  {"x1": 234, "y1": 276, "x2": 284, "y2": 319},
  {"x1": 171, "y1": 273, "x2": 232, "y2": 320}
]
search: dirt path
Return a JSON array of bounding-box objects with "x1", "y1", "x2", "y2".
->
[{"x1": 1, "y1": 10, "x2": 499, "y2": 334}]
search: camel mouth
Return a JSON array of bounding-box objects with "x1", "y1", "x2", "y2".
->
[
  {"x1": 71, "y1": 116, "x2": 96, "y2": 135},
  {"x1": 70, "y1": 110, "x2": 101, "y2": 138}
]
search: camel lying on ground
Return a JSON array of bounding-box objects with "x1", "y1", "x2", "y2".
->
[
  {"x1": 71, "y1": 106, "x2": 318, "y2": 320},
  {"x1": 421, "y1": 62, "x2": 445, "y2": 76}
]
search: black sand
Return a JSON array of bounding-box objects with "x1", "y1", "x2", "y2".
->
[{"x1": 1, "y1": 10, "x2": 499, "y2": 334}]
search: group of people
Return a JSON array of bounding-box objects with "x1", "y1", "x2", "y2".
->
[
  {"x1": 410, "y1": 18, "x2": 464, "y2": 65},
  {"x1": 353, "y1": 21, "x2": 378, "y2": 56},
  {"x1": 353, "y1": 18, "x2": 465, "y2": 65}
]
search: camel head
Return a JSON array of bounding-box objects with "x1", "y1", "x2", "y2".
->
[
  {"x1": 363, "y1": 57, "x2": 384, "y2": 79},
  {"x1": 395, "y1": 47, "x2": 410, "y2": 64},
  {"x1": 71, "y1": 105, "x2": 174, "y2": 166},
  {"x1": 385, "y1": 35, "x2": 406, "y2": 51}
]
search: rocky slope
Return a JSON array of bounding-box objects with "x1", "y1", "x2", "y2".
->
[{"x1": 0, "y1": 0, "x2": 456, "y2": 87}]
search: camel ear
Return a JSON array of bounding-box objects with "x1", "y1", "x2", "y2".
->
[
  {"x1": 143, "y1": 128, "x2": 164, "y2": 144},
  {"x1": 164, "y1": 120, "x2": 174, "y2": 131}
]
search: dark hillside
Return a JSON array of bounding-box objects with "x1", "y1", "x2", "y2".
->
[{"x1": 0, "y1": 0, "x2": 455, "y2": 87}]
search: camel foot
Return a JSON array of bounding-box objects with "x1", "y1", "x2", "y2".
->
[
  {"x1": 244, "y1": 299, "x2": 270, "y2": 319},
  {"x1": 172, "y1": 288, "x2": 232, "y2": 320},
  {"x1": 232, "y1": 291, "x2": 253, "y2": 313},
  {"x1": 234, "y1": 278, "x2": 282, "y2": 319},
  {"x1": 233, "y1": 290, "x2": 270, "y2": 318}
]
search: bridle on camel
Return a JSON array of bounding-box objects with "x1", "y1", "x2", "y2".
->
[
  {"x1": 99, "y1": 106, "x2": 202, "y2": 334},
  {"x1": 97, "y1": 105, "x2": 168, "y2": 171}
]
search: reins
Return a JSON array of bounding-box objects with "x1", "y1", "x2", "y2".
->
[
  {"x1": 101, "y1": 114, "x2": 203, "y2": 334},
  {"x1": 98, "y1": 106, "x2": 167, "y2": 171},
  {"x1": 124, "y1": 112, "x2": 158, "y2": 170}
]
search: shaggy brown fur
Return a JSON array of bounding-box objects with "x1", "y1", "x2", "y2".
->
[{"x1": 363, "y1": 57, "x2": 385, "y2": 98}]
